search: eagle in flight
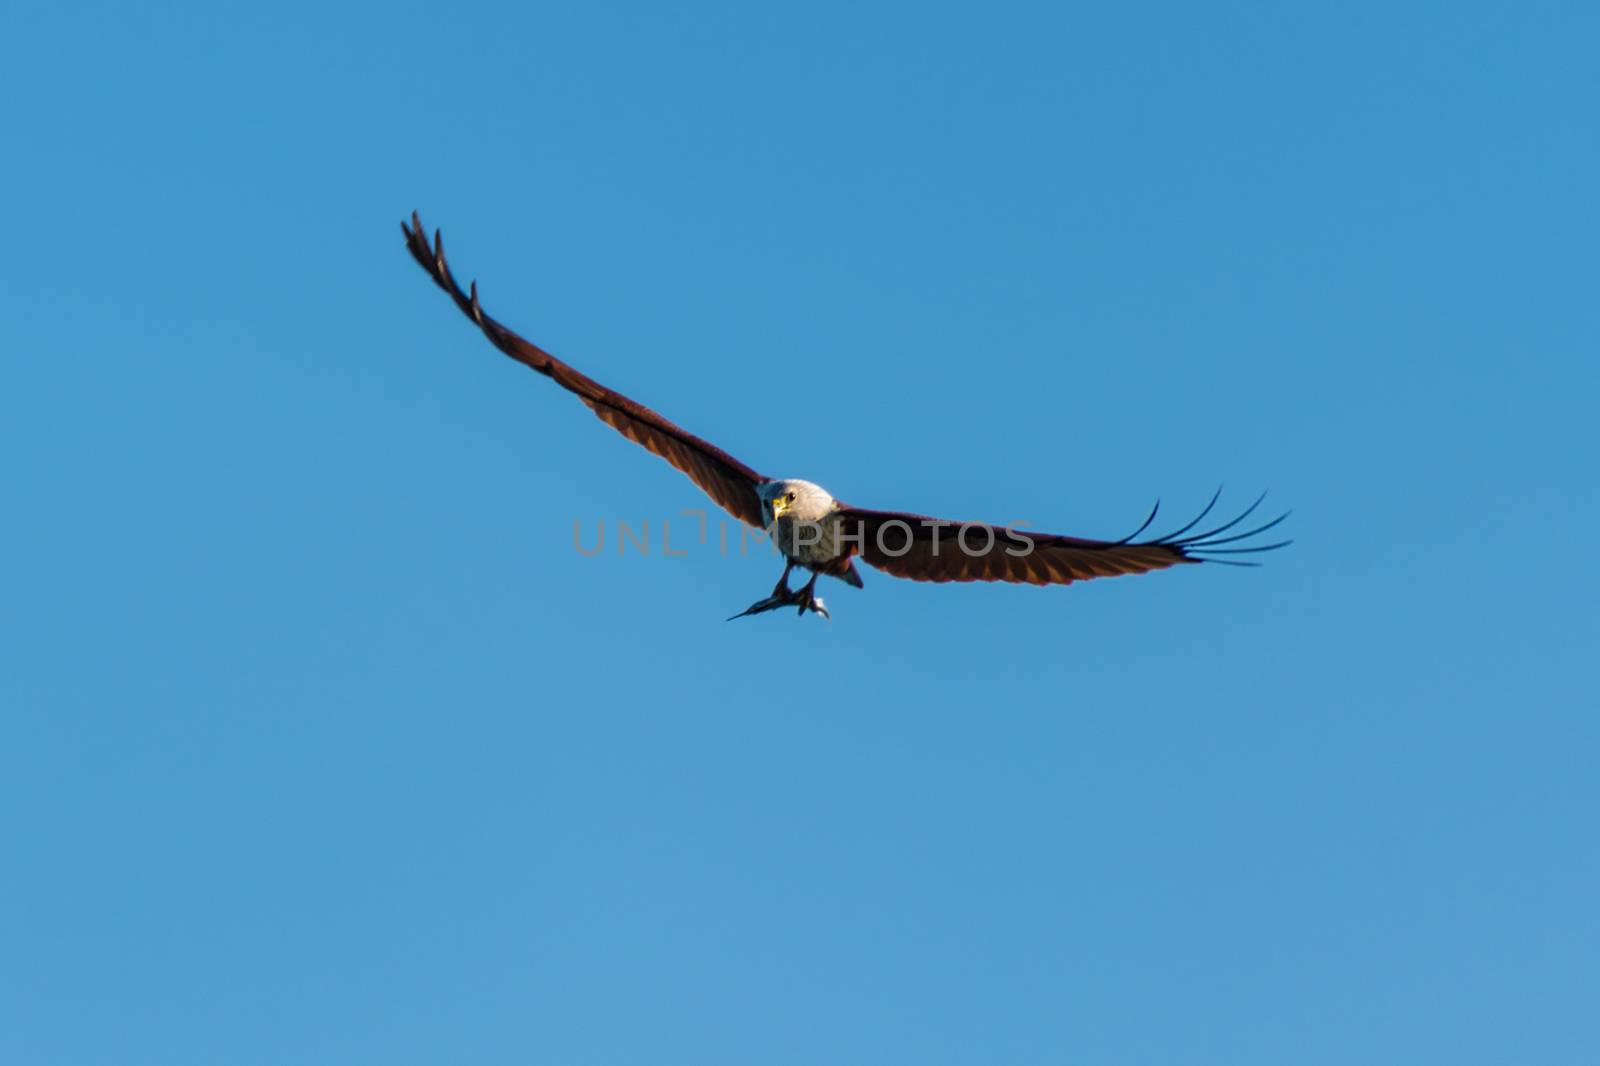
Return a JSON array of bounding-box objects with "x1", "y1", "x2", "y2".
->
[{"x1": 402, "y1": 213, "x2": 1289, "y2": 620}]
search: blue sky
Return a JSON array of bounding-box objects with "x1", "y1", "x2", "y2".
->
[{"x1": 4, "y1": 2, "x2": 1597, "y2": 1063}]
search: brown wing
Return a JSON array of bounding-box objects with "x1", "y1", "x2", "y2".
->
[
  {"x1": 402, "y1": 213, "x2": 767, "y2": 528},
  {"x1": 837, "y1": 490, "x2": 1290, "y2": 586}
]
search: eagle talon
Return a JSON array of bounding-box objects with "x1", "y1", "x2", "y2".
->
[
  {"x1": 728, "y1": 582, "x2": 829, "y2": 622},
  {"x1": 792, "y1": 583, "x2": 829, "y2": 620}
]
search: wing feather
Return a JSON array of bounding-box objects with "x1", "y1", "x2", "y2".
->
[
  {"x1": 402, "y1": 213, "x2": 768, "y2": 528},
  {"x1": 837, "y1": 495, "x2": 1289, "y2": 587}
]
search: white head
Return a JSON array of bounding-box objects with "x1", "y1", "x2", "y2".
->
[{"x1": 761, "y1": 479, "x2": 836, "y2": 524}]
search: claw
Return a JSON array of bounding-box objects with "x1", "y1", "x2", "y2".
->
[
  {"x1": 728, "y1": 586, "x2": 830, "y2": 621},
  {"x1": 793, "y1": 585, "x2": 829, "y2": 620}
]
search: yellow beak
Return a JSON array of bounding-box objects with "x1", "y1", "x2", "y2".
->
[{"x1": 771, "y1": 498, "x2": 788, "y2": 517}]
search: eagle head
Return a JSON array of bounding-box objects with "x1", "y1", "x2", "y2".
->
[{"x1": 762, "y1": 479, "x2": 835, "y2": 523}]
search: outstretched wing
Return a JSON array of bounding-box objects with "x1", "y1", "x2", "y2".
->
[
  {"x1": 837, "y1": 490, "x2": 1290, "y2": 586},
  {"x1": 402, "y1": 212, "x2": 768, "y2": 528}
]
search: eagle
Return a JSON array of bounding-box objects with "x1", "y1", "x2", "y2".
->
[{"x1": 402, "y1": 213, "x2": 1289, "y2": 620}]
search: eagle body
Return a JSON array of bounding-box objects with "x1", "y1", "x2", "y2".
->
[{"x1": 761, "y1": 479, "x2": 865, "y2": 588}]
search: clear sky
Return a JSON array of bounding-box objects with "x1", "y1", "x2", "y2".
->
[{"x1": 4, "y1": 2, "x2": 1596, "y2": 1063}]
